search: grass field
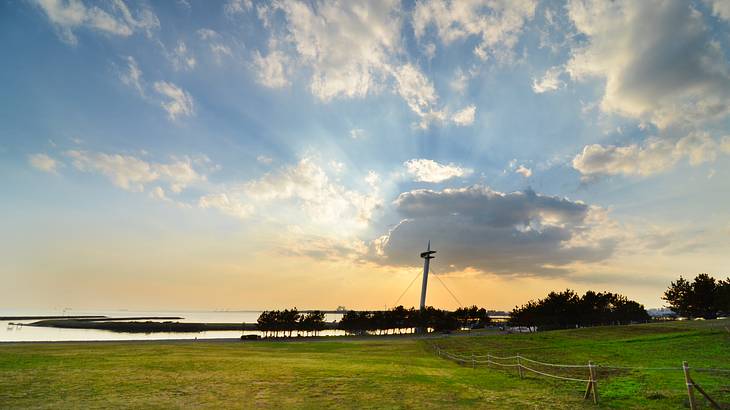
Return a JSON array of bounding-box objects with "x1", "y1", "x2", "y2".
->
[{"x1": 0, "y1": 320, "x2": 728, "y2": 409}]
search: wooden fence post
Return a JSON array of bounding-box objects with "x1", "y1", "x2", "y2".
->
[
  {"x1": 517, "y1": 356, "x2": 524, "y2": 379},
  {"x1": 584, "y1": 361, "x2": 598, "y2": 404},
  {"x1": 683, "y1": 361, "x2": 697, "y2": 410}
]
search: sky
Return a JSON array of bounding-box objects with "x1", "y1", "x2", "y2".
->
[{"x1": 1, "y1": 0, "x2": 730, "y2": 311}]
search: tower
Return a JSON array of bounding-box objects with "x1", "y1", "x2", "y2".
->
[{"x1": 419, "y1": 241, "x2": 436, "y2": 311}]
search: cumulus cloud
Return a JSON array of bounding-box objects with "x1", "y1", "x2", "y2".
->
[
  {"x1": 241, "y1": 156, "x2": 382, "y2": 232},
  {"x1": 532, "y1": 66, "x2": 564, "y2": 93},
  {"x1": 404, "y1": 159, "x2": 472, "y2": 183},
  {"x1": 252, "y1": 50, "x2": 290, "y2": 88},
  {"x1": 199, "y1": 193, "x2": 253, "y2": 219},
  {"x1": 515, "y1": 165, "x2": 532, "y2": 177},
  {"x1": 153, "y1": 81, "x2": 195, "y2": 120},
  {"x1": 65, "y1": 150, "x2": 207, "y2": 193},
  {"x1": 706, "y1": 0, "x2": 730, "y2": 21},
  {"x1": 28, "y1": 153, "x2": 59, "y2": 173},
  {"x1": 566, "y1": 0, "x2": 730, "y2": 127},
  {"x1": 391, "y1": 64, "x2": 446, "y2": 128},
  {"x1": 258, "y1": 0, "x2": 401, "y2": 101},
  {"x1": 371, "y1": 185, "x2": 615, "y2": 275},
  {"x1": 451, "y1": 105, "x2": 476, "y2": 126},
  {"x1": 413, "y1": 0, "x2": 537, "y2": 62},
  {"x1": 572, "y1": 133, "x2": 730, "y2": 178},
  {"x1": 33, "y1": 0, "x2": 159, "y2": 45}
]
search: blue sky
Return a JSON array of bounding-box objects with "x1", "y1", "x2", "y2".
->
[{"x1": 1, "y1": 0, "x2": 730, "y2": 310}]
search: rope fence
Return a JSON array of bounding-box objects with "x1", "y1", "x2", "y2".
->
[{"x1": 429, "y1": 342, "x2": 728, "y2": 408}]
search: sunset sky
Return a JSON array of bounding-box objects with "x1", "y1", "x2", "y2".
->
[{"x1": 2, "y1": 0, "x2": 730, "y2": 311}]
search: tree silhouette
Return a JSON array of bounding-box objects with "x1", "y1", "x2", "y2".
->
[{"x1": 663, "y1": 274, "x2": 730, "y2": 319}]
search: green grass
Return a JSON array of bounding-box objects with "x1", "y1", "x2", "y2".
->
[{"x1": 0, "y1": 320, "x2": 728, "y2": 409}]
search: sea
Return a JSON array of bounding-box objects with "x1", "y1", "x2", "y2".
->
[{"x1": 0, "y1": 309, "x2": 345, "y2": 342}]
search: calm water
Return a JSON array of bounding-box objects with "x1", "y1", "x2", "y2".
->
[{"x1": 0, "y1": 309, "x2": 345, "y2": 342}]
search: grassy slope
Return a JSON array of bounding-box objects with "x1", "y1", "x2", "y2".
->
[
  {"x1": 0, "y1": 320, "x2": 727, "y2": 409},
  {"x1": 431, "y1": 320, "x2": 730, "y2": 409}
]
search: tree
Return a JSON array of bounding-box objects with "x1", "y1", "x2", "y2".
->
[
  {"x1": 663, "y1": 274, "x2": 727, "y2": 319},
  {"x1": 511, "y1": 289, "x2": 648, "y2": 330}
]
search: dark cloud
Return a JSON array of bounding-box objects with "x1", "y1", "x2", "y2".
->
[{"x1": 372, "y1": 186, "x2": 615, "y2": 276}]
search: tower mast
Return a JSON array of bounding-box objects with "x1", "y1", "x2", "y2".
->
[{"x1": 419, "y1": 241, "x2": 436, "y2": 311}]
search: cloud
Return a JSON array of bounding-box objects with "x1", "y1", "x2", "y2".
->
[
  {"x1": 153, "y1": 81, "x2": 195, "y2": 120},
  {"x1": 515, "y1": 165, "x2": 532, "y2": 177},
  {"x1": 572, "y1": 133, "x2": 730, "y2": 179},
  {"x1": 451, "y1": 105, "x2": 476, "y2": 126},
  {"x1": 64, "y1": 150, "x2": 208, "y2": 193},
  {"x1": 242, "y1": 156, "x2": 382, "y2": 232},
  {"x1": 251, "y1": 1, "x2": 479, "y2": 129},
  {"x1": 350, "y1": 128, "x2": 365, "y2": 139},
  {"x1": 198, "y1": 193, "x2": 253, "y2": 219},
  {"x1": 256, "y1": 155, "x2": 273, "y2": 165},
  {"x1": 252, "y1": 50, "x2": 291, "y2": 88},
  {"x1": 169, "y1": 41, "x2": 196, "y2": 71},
  {"x1": 259, "y1": 0, "x2": 401, "y2": 101},
  {"x1": 224, "y1": 0, "x2": 252, "y2": 16},
  {"x1": 706, "y1": 0, "x2": 730, "y2": 21},
  {"x1": 532, "y1": 66, "x2": 564, "y2": 93},
  {"x1": 28, "y1": 153, "x2": 59, "y2": 173},
  {"x1": 413, "y1": 0, "x2": 537, "y2": 62},
  {"x1": 371, "y1": 185, "x2": 615, "y2": 276},
  {"x1": 391, "y1": 64, "x2": 446, "y2": 128},
  {"x1": 120, "y1": 56, "x2": 144, "y2": 96},
  {"x1": 404, "y1": 159, "x2": 472, "y2": 183},
  {"x1": 33, "y1": 0, "x2": 159, "y2": 45},
  {"x1": 566, "y1": 0, "x2": 730, "y2": 127}
]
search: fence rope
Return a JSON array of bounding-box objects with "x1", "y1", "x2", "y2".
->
[
  {"x1": 520, "y1": 364, "x2": 590, "y2": 382},
  {"x1": 518, "y1": 355, "x2": 589, "y2": 368},
  {"x1": 431, "y1": 344, "x2": 730, "y2": 375}
]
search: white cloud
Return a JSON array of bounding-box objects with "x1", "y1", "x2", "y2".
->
[
  {"x1": 64, "y1": 150, "x2": 207, "y2": 193},
  {"x1": 28, "y1": 153, "x2": 59, "y2": 173},
  {"x1": 169, "y1": 41, "x2": 196, "y2": 71},
  {"x1": 120, "y1": 56, "x2": 144, "y2": 96},
  {"x1": 451, "y1": 105, "x2": 476, "y2": 126},
  {"x1": 224, "y1": 0, "x2": 252, "y2": 16},
  {"x1": 264, "y1": 0, "x2": 401, "y2": 101},
  {"x1": 572, "y1": 133, "x2": 730, "y2": 178},
  {"x1": 256, "y1": 155, "x2": 273, "y2": 165},
  {"x1": 252, "y1": 50, "x2": 290, "y2": 88},
  {"x1": 199, "y1": 193, "x2": 253, "y2": 219},
  {"x1": 566, "y1": 0, "x2": 730, "y2": 127},
  {"x1": 532, "y1": 66, "x2": 564, "y2": 93},
  {"x1": 392, "y1": 64, "x2": 446, "y2": 128},
  {"x1": 242, "y1": 156, "x2": 381, "y2": 232},
  {"x1": 404, "y1": 159, "x2": 472, "y2": 183},
  {"x1": 33, "y1": 0, "x2": 159, "y2": 45},
  {"x1": 350, "y1": 128, "x2": 365, "y2": 139},
  {"x1": 705, "y1": 0, "x2": 730, "y2": 21},
  {"x1": 515, "y1": 165, "x2": 532, "y2": 177},
  {"x1": 372, "y1": 185, "x2": 615, "y2": 275},
  {"x1": 450, "y1": 68, "x2": 470, "y2": 94},
  {"x1": 153, "y1": 81, "x2": 195, "y2": 121},
  {"x1": 196, "y1": 28, "x2": 218, "y2": 40},
  {"x1": 210, "y1": 43, "x2": 233, "y2": 62},
  {"x1": 413, "y1": 0, "x2": 537, "y2": 62}
]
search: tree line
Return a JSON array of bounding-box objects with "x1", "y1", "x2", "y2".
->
[
  {"x1": 510, "y1": 290, "x2": 650, "y2": 330},
  {"x1": 256, "y1": 309, "x2": 327, "y2": 337},
  {"x1": 663, "y1": 273, "x2": 730, "y2": 319},
  {"x1": 255, "y1": 273, "x2": 728, "y2": 338},
  {"x1": 255, "y1": 305, "x2": 490, "y2": 337},
  {"x1": 338, "y1": 305, "x2": 490, "y2": 335}
]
